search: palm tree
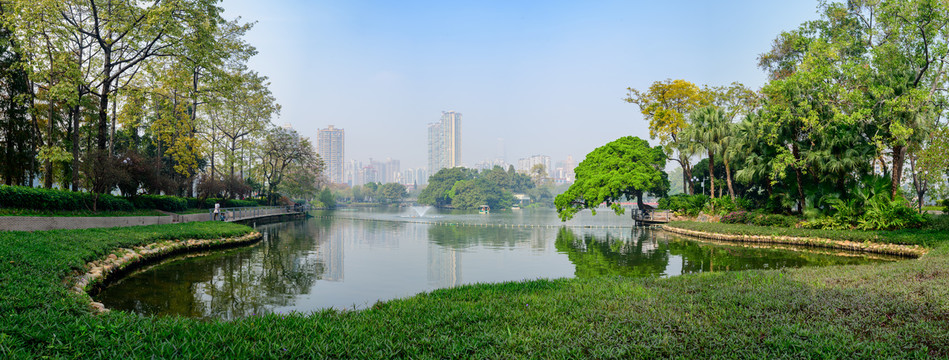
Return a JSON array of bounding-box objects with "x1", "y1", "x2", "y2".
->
[{"x1": 686, "y1": 106, "x2": 731, "y2": 199}]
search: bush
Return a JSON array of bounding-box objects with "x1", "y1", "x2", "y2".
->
[
  {"x1": 0, "y1": 185, "x2": 133, "y2": 212},
  {"x1": 750, "y1": 214, "x2": 799, "y2": 228},
  {"x1": 705, "y1": 196, "x2": 742, "y2": 216},
  {"x1": 856, "y1": 193, "x2": 927, "y2": 230},
  {"x1": 658, "y1": 194, "x2": 709, "y2": 217},
  {"x1": 721, "y1": 210, "x2": 752, "y2": 224},
  {"x1": 942, "y1": 199, "x2": 949, "y2": 214},
  {"x1": 128, "y1": 195, "x2": 188, "y2": 212}
]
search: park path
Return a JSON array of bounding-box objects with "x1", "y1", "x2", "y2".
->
[{"x1": 0, "y1": 206, "x2": 302, "y2": 232}]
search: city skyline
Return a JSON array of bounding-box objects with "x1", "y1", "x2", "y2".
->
[{"x1": 220, "y1": 0, "x2": 822, "y2": 170}]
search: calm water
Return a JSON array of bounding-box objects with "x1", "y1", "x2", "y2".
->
[{"x1": 95, "y1": 207, "x2": 895, "y2": 319}]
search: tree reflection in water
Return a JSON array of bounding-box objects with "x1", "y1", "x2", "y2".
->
[
  {"x1": 97, "y1": 218, "x2": 336, "y2": 320},
  {"x1": 555, "y1": 227, "x2": 894, "y2": 279}
]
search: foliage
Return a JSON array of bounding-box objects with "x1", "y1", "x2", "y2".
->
[
  {"x1": 128, "y1": 195, "x2": 188, "y2": 212},
  {"x1": 556, "y1": 136, "x2": 668, "y2": 221},
  {"x1": 449, "y1": 178, "x2": 513, "y2": 210},
  {"x1": 318, "y1": 188, "x2": 336, "y2": 209},
  {"x1": 720, "y1": 211, "x2": 752, "y2": 224},
  {"x1": 419, "y1": 167, "x2": 526, "y2": 209},
  {"x1": 0, "y1": 185, "x2": 132, "y2": 212},
  {"x1": 418, "y1": 168, "x2": 475, "y2": 207},
  {"x1": 705, "y1": 196, "x2": 741, "y2": 216},
  {"x1": 657, "y1": 194, "x2": 709, "y2": 217},
  {"x1": 856, "y1": 192, "x2": 928, "y2": 231},
  {"x1": 377, "y1": 183, "x2": 407, "y2": 204}
]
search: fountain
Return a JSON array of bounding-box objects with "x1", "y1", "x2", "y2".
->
[{"x1": 408, "y1": 206, "x2": 432, "y2": 217}]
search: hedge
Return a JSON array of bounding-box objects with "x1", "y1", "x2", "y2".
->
[
  {"x1": 129, "y1": 195, "x2": 188, "y2": 212},
  {"x1": 0, "y1": 185, "x2": 268, "y2": 212},
  {"x1": 0, "y1": 185, "x2": 133, "y2": 212}
]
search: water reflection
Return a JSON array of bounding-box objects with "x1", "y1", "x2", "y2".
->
[
  {"x1": 555, "y1": 227, "x2": 896, "y2": 278},
  {"x1": 94, "y1": 209, "x2": 895, "y2": 319}
]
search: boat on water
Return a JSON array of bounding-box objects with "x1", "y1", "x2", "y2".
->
[
  {"x1": 511, "y1": 205, "x2": 520, "y2": 210},
  {"x1": 479, "y1": 205, "x2": 490, "y2": 214}
]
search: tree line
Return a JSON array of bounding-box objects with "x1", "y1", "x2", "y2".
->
[
  {"x1": 0, "y1": 0, "x2": 323, "y2": 205},
  {"x1": 625, "y1": 0, "x2": 949, "y2": 215}
]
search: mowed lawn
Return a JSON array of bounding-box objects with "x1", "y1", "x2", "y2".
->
[{"x1": 0, "y1": 221, "x2": 947, "y2": 358}]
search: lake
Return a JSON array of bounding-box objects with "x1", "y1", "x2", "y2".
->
[{"x1": 94, "y1": 207, "x2": 895, "y2": 319}]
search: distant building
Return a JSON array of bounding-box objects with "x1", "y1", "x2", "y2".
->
[
  {"x1": 553, "y1": 155, "x2": 576, "y2": 184},
  {"x1": 427, "y1": 111, "x2": 462, "y2": 174},
  {"x1": 317, "y1": 125, "x2": 345, "y2": 184},
  {"x1": 517, "y1": 155, "x2": 551, "y2": 175}
]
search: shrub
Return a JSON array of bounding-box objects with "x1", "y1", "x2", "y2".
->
[
  {"x1": 128, "y1": 195, "x2": 188, "y2": 212},
  {"x1": 942, "y1": 199, "x2": 949, "y2": 214},
  {"x1": 705, "y1": 196, "x2": 741, "y2": 216},
  {"x1": 750, "y1": 214, "x2": 799, "y2": 228},
  {"x1": 0, "y1": 185, "x2": 133, "y2": 212},
  {"x1": 856, "y1": 193, "x2": 927, "y2": 230},
  {"x1": 721, "y1": 210, "x2": 751, "y2": 224},
  {"x1": 658, "y1": 194, "x2": 709, "y2": 217}
]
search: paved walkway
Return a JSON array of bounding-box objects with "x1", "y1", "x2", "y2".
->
[{"x1": 0, "y1": 206, "x2": 302, "y2": 232}]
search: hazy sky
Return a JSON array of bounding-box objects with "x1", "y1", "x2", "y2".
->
[{"x1": 220, "y1": 0, "x2": 822, "y2": 170}]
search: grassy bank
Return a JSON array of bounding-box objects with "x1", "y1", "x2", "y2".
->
[
  {"x1": 668, "y1": 215, "x2": 949, "y2": 248},
  {"x1": 1, "y1": 222, "x2": 948, "y2": 358}
]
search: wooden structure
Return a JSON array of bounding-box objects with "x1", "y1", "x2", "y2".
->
[{"x1": 631, "y1": 209, "x2": 671, "y2": 225}]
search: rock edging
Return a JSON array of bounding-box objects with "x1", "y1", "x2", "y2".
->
[
  {"x1": 70, "y1": 231, "x2": 263, "y2": 314},
  {"x1": 660, "y1": 225, "x2": 928, "y2": 258}
]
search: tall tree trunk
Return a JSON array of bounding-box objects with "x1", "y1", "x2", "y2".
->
[
  {"x1": 44, "y1": 97, "x2": 53, "y2": 189},
  {"x1": 71, "y1": 104, "x2": 80, "y2": 191},
  {"x1": 707, "y1": 150, "x2": 715, "y2": 199},
  {"x1": 891, "y1": 145, "x2": 905, "y2": 199},
  {"x1": 97, "y1": 60, "x2": 113, "y2": 150},
  {"x1": 724, "y1": 157, "x2": 735, "y2": 199},
  {"x1": 791, "y1": 143, "x2": 806, "y2": 213}
]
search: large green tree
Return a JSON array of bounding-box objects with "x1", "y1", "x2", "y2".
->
[{"x1": 555, "y1": 136, "x2": 669, "y2": 221}]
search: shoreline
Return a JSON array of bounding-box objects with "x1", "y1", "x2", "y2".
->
[
  {"x1": 69, "y1": 231, "x2": 263, "y2": 314},
  {"x1": 661, "y1": 224, "x2": 928, "y2": 258}
]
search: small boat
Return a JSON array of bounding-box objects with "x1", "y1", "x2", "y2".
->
[
  {"x1": 479, "y1": 205, "x2": 490, "y2": 214},
  {"x1": 511, "y1": 205, "x2": 520, "y2": 210}
]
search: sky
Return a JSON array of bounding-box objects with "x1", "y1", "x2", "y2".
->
[{"x1": 219, "y1": 0, "x2": 823, "y2": 171}]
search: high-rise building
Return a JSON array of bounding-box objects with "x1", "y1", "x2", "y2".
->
[
  {"x1": 317, "y1": 125, "x2": 345, "y2": 184},
  {"x1": 427, "y1": 111, "x2": 462, "y2": 174},
  {"x1": 517, "y1": 155, "x2": 551, "y2": 175}
]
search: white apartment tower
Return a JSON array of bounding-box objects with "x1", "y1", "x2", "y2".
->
[{"x1": 317, "y1": 125, "x2": 345, "y2": 184}]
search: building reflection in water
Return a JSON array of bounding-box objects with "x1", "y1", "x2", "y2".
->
[{"x1": 427, "y1": 241, "x2": 461, "y2": 287}]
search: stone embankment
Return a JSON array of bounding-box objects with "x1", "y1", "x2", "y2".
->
[
  {"x1": 661, "y1": 225, "x2": 928, "y2": 258},
  {"x1": 69, "y1": 231, "x2": 263, "y2": 314}
]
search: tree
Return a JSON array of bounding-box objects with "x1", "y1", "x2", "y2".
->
[
  {"x1": 378, "y1": 182, "x2": 407, "y2": 204},
  {"x1": 555, "y1": 136, "x2": 669, "y2": 221},
  {"x1": 0, "y1": 16, "x2": 32, "y2": 185},
  {"x1": 418, "y1": 167, "x2": 474, "y2": 207},
  {"x1": 625, "y1": 79, "x2": 704, "y2": 194},
  {"x1": 257, "y1": 126, "x2": 313, "y2": 204},
  {"x1": 684, "y1": 106, "x2": 731, "y2": 199}
]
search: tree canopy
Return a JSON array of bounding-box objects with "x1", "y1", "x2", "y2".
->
[{"x1": 555, "y1": 136, "x2": 668, "y2": 221}]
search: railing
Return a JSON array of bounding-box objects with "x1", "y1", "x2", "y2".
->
[
  {"x1": 209, "y1": 205, "x2": 306, "y2": 222},
  {"x1": 630, "y1": 209, "x2": 672, "y2": 224}
]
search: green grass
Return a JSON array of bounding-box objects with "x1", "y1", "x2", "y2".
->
[
  {"x1": 0, "y1": 208, "x2": 167, "y2": 217},
  {"x1": 2, "y1": 222, "x2": 949, "y2": 358},
  {"x1": 668, "y1": 214, "x2": 949, "y2": 248}
]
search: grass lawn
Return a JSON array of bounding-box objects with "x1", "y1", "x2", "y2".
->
[
  {"x1": 0, "y1": 208, "x2": 167, "y2": 217},
  {"x1": 1, "y1": 221, "x2": 947, "y2": 358}
]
